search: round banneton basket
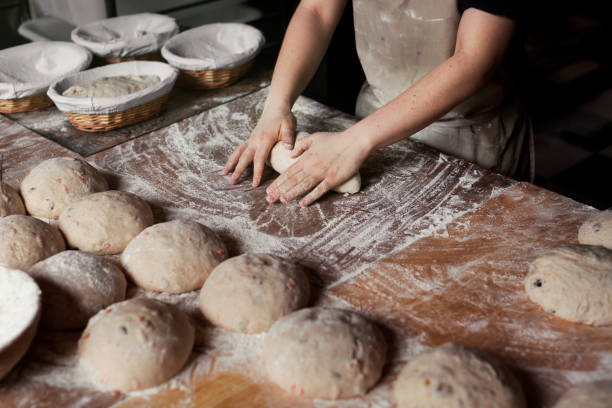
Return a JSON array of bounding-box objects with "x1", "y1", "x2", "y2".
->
[
  {"x1": 0, "y1": 42, "x2": 91, "y2": 114},
  {"x1": 71, "y1": 13, "x2": 178, "y2": 65},
  {"x1": 47, "y1": 61, "x2": 178, "y2": 132},
  {"x1": 162, "y1": 23, "x2": 265, "y2": 90},
  {"x1": 0, "y1": 266, "x2": 41, "y2": 381}
]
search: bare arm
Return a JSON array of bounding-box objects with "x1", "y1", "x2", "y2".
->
[
  {"x1": 224, "y1": 0, "x2": 348, "y2": 187},
  {"x1": 267, "y1": 8, "x2": 517, "y2": 206}
]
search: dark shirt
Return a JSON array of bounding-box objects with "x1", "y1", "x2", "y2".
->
[{"x1": 458, "y1": 0, "x2": 523, "y2": 21}]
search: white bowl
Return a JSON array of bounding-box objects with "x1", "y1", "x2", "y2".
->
[{"x1": 0, "y1": 266, "x2": 41, "y2": 380}]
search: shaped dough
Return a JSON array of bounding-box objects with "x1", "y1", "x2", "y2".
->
[
  {"x1": 63, "y1": 75, "x2": 160, "y2": 98},
  {"x1": 122, "y1": 219, "x2": 227, "y2": 293},
  {"x1": 199, "y1": 253, "x2": 310, "y2": 333},
  {"x1": 525, "y1": 244, "x2": 612, "y2": 325},
  {"x1": 78, "y1": 298, "x2": 194, "y2": 391},
  {"x1": 0, "y1": 183, "x2": 25, "y2": 217},
  {"x1": 578, "y1": 211, "x2": 612, "y2": 250},
  {"x1": 553, "y1": 381, "x2": 612, "y2": 408},
  {"x1": 264, "y1": 307, "x2": 386, "y2": 399},
  {"x1": 269, "y1": 132, "x2": 361, "y2": 194}
]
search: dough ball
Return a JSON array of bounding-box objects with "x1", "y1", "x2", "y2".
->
[
  {"x1": 20, "y1": 157, "x2": 108, "y2": 220},
  {"x1": 578, "y1": 211, "x2": 612, "y2": 250},
  {"x1": 0, "y1": 183, "x2": 25, "y2": 217},
  {"x1": 394, "y1": 344, "x2": 525, "y2": 408},
  {"x1": 122, "y1": 219, "x2": 227, "y2": 293},
  {"x1": 263, "y1": 307, "x2": 386, "y2": 399},
  {"x1": 269, "y1": 132, "x2": 361, "y2": 194},
  {"x1": 525, "y1": 244, "x2": 612, "y2": 325},
  {"x1": 29, "y1": 250, "x2": 127, "y2": 330},
  {"x1": 0, "y1": 215, "x2": 65, "y2": 270},
  {"x1": 78, "y1": 298, "x2": 194, "y2": 392},
  {"x1": 553, "y1": 381, "x2": 612, "y2": 408},
  {"x1": 199, "y1": 253, "x2": 310, "y2": 333},
  {"x1": 59, "y1": 190, "x2": 153, "y2": 255}
]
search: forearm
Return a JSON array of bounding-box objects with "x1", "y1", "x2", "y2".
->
[{"x1": 266, "y1": 0, "x2": 347, "y2": 111}]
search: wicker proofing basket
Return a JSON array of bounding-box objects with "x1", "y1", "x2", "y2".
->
[
  {"x1": 176, "y1": 57, "x2": 255, "y2": 90},
  {"x1": 0, "y1": 92, "x2": 54, "y2": 114},
  {"x1": 95, "y1": 51, "x2": 164, "y2": 66},
  {"x1": 63, "y1": 93, "x2": 168, "y2": 132}
]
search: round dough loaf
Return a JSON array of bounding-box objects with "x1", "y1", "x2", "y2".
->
[
  {"x1": 394, "y1": 344, "x2": 525, "y2": 408},
  {"x1": 578, "y1": 211, "x2": 612, "y2": 250},
  {"x1": 59, "y1": 190, "x2": 153, "y2": 255},
  {"x1": 0, "y1": 215, "x2": 65, "y2": 270},
  {"x1": 199, "y1": 253, "x2": 310, "y2": 333},
  {"x1": 553, "y1": 381, "x2": 612, "y2": 408},
  {"x1": 122, "y1": 219, "x2": 227, "y2": 293},
  {"x1": 0, "y1": 183, "x2": 25, "y2": 217},
  {"x1": 263, "y1": 307, "x2": 386, "y2": 399},
  {"x1": 29, "y1": 251, "x2": 127, "y2": 330},
  {"x1": 525, "y1": 244, "x2": 612, "y2": 325},
  {"x1": 20, "y1": 157, "x2": 108, "y2": 220},
  {"x1": 269, "y1": 132, "x2": 361, "y2": 194},
  {"x1": 78, "y1": 298, "x2": 194, "y2": 391}
]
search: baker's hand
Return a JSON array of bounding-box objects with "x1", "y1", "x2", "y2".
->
[
  {"x1": 224, "y1": 105, "x2": 296, "y2": 187},
  {"x1": 266, "y1": 131, "x2": 370, "y2": 206}
]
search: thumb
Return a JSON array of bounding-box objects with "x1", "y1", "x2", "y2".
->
[
  {"x1": 279, "y1": 120, "x2": 295, "y2": 150},
  {"x1": 291, "y1": 134, "x2": 313, "y2": 158}
]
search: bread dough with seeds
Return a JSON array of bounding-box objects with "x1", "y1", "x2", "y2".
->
[
  {"x1": 264, "y1": 307, "x2": 386, "y2": 399},
  {"x1": 29, "y1": 251, "x2": 127, "y2": 330},
  {"x1": 553, "y1": 380, "x2": 612, "y2": 408},
  {"x1": 122, "y1": 219, "x2": 227, "y2": 293},
  {"x1": 394, "y1": 344, "x2": 525, "y2": 408},
  {"x1": 20, "y1": 157, "x2": 108, "y2": 220},
  {"x1": 62, "y1": 75, "x2": 160, "y2": 98},
  {"x1": 578, "y1": 211, "x2": 612, "y2": 250},
  {"x1": 199, "y1": 253, "x2": 310, "y2": 333},
  {"x1": 269, "y1": 132, "x2": 361, "y2": 194},
  {"x1": 59, "y1": 190, "x2": 153, "y2": 255},
  {"x1": 78, "y1": 298, "x2": 194, "y2": 391},
  {"x1": 0, "y1": 183, "x2": 25, "y2": 217},
  {"x1": 525, "y1": 244, "x2": 612, "y2": 325},
  {"x1": 0, "y1": 215, "x2": 65, "y2": 270}
]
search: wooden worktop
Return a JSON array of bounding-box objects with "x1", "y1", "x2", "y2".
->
[{"x1": 0, "y1": 83, "x2": 609, "y2": 408}]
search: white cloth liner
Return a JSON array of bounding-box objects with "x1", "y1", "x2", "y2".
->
[
  {"x1": 161, "y1": 23, "x2": 265, "y2": 71},
  {"x1": 71, "y1": 13, "x2": 179, "y2": 58},
  {"x1": 47, "y1": 61, "x2": 178, "y2": 114},
  {"x1": 0, "y1": 42, "x2": 91, "y2": 100}
]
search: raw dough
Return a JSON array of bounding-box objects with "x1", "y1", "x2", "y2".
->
[
  {"x1": 199, "y1": 253, "x2": 310, "y2": 333},
  {"x1": 553, "y1": 380, "x2": 612, "y2": 408},
  {"x1": 525, "y1": 244, "x2": 612, "y2": 325},
  {"x1": 578, "y1": 211, "x2": 612, "y2": 250},
  {"x1": 62, "y1": 75, "x2": 160, "y2": 98},
  {"x1": 0, "y1": 265, "x2": 41, "y2": 381},
  {"x1": 59, "y1": 190, "x2": 153, "y2": 255},
  {"x1": 263, "y1": 307, "x2": 386, "y2": 399},
  {"x1": 0, "y1": 183, "x2": 25, "y2": 217},
  {"x1": 269, "y1": 132, "x2": 361, "y2": 194},
  {"x1": 20, "y1": 157, "x2": 108, "y2": 220},
  {"x1": 0, "y1": 215, "x2": 65, "y2": 270},
  {"x1": 78, "y1": 298, "x2": 194, "y2": 392},
  {"x1": 394, "y1": 344, "x2": 525, "y2": 408},
  {"x1": 122, "y1": 219, "x2": 227, "y2": 293},
  {"x1": 29, "y1": 251, "x2": 127, "y2": 330}
]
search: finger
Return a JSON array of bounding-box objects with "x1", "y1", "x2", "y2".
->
[
  {"x1": 223, "y1": 144, "x2": 247, "y2": 174},
  {"x1": 230, "y1": 148, "x2": 255, "y2": 184},
  {"x1": 291, "y1": 135, "x2": 313, "y2": 158},
  {"x1": 279, "y1": 120, "x2": 296, "y2": 150},
  {"x1": 280, "y1": 173, "x2": 319, "y2": 204},
  {"x1": 266, "y1": 161, "x2": 303, "y2": 201},
  {"x1": 299, "y1": 179, "x2": 332, "y2": 207},
  {"x1": 252, "y1": 144, "x2": 273, "y2": 187}
]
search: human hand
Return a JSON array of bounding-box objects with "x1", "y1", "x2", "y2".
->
[
  {"x1": 223, "y1": 104, "x2": 297, "y2": 187},
  {"x1": 266, "y1": 130, "x2": 370, "y2": 206}
]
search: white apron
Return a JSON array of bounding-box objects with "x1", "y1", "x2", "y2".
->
[{"x1": 353, "y1": 0, "x2": 534, "y2": 180}]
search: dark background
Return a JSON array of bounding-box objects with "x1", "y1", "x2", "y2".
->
[{"x1": 1, "y1": 0, "x2": 611, "y2": 209}]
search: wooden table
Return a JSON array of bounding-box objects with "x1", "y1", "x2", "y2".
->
[{"x1": 0, "y1": 77, "x2": 610, "y2": 408}]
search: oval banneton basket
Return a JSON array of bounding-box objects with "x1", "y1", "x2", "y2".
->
[
  {"x1": 0, "y1": 42, "x2": 92, "y2": 114},
  {"x1": 0, "y1": 266, "x2": 42, "y2": 381},
  {"x1": 162, "y1": 23, "x2": 265, "y2": 90},
  {"x1": 47, "y1": 61, "x2": 178, "y2": 132},
  {"x1": 71, "y1": 13, "x2": 179, "y2": 65}
]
